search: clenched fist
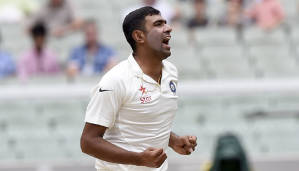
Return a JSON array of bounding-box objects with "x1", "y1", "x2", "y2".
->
[
  {"x1": 170, "y1": 135, "x2": 197, "y2": 155},
  {"x1": 138, "y1": 147, "x2": 167, "y2": 168}
]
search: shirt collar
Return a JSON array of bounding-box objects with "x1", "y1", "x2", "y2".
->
[
  {"x1": 128, "y1": 54, "x2": 169, "y2": 85},
  {"x1": 128, "y1": 54, "x2": 143, "y2": 77}
]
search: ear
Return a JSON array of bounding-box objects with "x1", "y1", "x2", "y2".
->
[{"x1": 132, "y1": 30, "x2": 145, "y2": 44}]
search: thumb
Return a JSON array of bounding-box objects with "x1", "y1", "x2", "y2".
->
[
  {"x1": 153, "y1": 148, "x2": 163, "y2": 156},
  {"x1": 187, "y1": 147, "x2": 194, "y2": 153}
]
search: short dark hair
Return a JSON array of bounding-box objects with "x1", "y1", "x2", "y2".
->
[
  {"x1": 84, "y1": 18, "x2": 98, "y2": 27},
  {"x1": 194, "y1": 0, "x2": 206, "y2": 3},
  {"x1": 30, "y1": 22, "x2": 47, "y2": 38},
  {"x1": 122, "y1": 6, "x2": 160, "y2": 52}
]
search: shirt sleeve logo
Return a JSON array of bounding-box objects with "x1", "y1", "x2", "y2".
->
[
  {"x1": 99, "y1": 88, "x2": 112, "y2": 92},
  {"x1": 169, "y1": 81, "x2": 176, "y2": 94}
]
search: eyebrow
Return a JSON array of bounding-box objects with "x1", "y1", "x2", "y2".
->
[{"x1": 153, "y1": 19, "x2": 167, "y2": 25}]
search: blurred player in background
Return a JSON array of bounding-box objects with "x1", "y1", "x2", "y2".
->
[
  {"x1": 0, "y1": 30, "x2": 16, "y2": 79},
  {"x1": 246, "y1": 0, "x2": 284, "y2": 30},
  {"x1": 187, "y1": 0, "x2": 209, "y2": 29},
  {"x1": 28, "y1": 0, "x2": 82, "y2": 37},
  {"x1": 66, "y1": 19, "x2": 117, "y2": 79},
  {"x1": 18, "y1": 22, "x2": 60, "y2": 81},
  {"x1": 80, "y1": 6, "x2": 197, "y2": 171},
  {"x1": 123, "y1": 0, "x2": 181, "y2": 24}
]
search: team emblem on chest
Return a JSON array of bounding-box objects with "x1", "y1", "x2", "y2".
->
[{"x1": 139, "y1": 85, "x2": 152, "y2": 104}]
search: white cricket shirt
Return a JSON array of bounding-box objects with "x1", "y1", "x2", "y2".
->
[{"x1": 85, "y1": 54, "x2": 178, "y2": 171}]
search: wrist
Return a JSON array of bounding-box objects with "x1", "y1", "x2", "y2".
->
[
  {"x1": 130, "y1": 151, "x2": 144, "y2": 166},
  {"x1": 169, "y1": 132, "x2": 179, "y2": 148}
]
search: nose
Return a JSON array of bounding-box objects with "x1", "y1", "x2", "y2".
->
[{"x1": 164, "y1": 23, "x2": 172, "y2": 33}]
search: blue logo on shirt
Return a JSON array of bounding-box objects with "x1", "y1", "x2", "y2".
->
[{"x1": 169, "y1": 81, "x2": 176, "y2": 93}]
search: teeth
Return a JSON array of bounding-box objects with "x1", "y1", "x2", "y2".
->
[{"x1": 163, "y1": 37, "x2": 171, "y2": 44}]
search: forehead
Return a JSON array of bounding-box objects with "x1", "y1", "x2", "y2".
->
[{"x1": 144, "y1": 14, "x2": 165, "y2": 24}]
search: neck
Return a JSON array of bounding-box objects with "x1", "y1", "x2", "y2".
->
[
  {"x1": 35, "y1": 46, "x2": 43, "y2": 55},
  {"x1": 134, "y1": 49, "x2": 163, "y2": 83},
  {"x1": 87, "y1": 42, "x2": 99, "y2": 53}
]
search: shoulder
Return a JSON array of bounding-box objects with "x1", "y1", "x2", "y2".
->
[
  {"x1": 163, "y1": 59, "x2": 178, "y2": 76},
  {"x1": 98, "y1": 60, "x2": 129, "y2": 87}
]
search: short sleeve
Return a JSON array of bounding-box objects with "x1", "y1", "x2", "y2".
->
[{"x1": 84, "y1": 74, "x2": 124, "y2": 128}]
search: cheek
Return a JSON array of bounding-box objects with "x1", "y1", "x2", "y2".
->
[{"x1": 146, "y1": 30, "x2": 161, "y2": 49}]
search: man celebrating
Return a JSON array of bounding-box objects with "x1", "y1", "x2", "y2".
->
[{"x1": 80, "y1": 6, "x2": 197, "y2": 171}]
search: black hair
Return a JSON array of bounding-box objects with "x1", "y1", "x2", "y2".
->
[
  {"x1": 30, "y1": 22, "x2": 47, "y2": 38},
  {"x1": 84, "y1": 18, "x2": 97, "y2": 26},
  {"x1": 195, "y1": 0, "x2": 206, "y2": 3},
  {"x1": 122, "y1": 6, "x2": 160, "y2": 52}
]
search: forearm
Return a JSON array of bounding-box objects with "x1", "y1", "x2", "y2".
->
[{"x1": 81, "y1": 136, "x2": 141, "y2": 166}]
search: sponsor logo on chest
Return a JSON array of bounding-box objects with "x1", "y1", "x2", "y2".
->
[{"x1": 139, "y1": 85, "x2": 152, "y2": 104}]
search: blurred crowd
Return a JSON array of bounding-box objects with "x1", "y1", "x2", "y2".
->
[
  {"x1": 0, "y1": 0, "x2": 292, "y2": 82},
  {"x1": 187, "y1": 0, "x2": 284, "y2": 30}
]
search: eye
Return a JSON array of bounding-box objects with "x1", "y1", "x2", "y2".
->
[
  {"x1": 154, "y1": 20, "x2": 166, "y2": 27},
  {"x1": 154, "y1": 22, "x2": 163, "y2": 26}
]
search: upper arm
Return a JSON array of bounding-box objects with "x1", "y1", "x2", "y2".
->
[
  {"x1": 80, "y1": 122, "x2": 107, "y2": 152},
  {"x1": 84, "y1": 72, "x2": 124, "y2": 129},
  {"x1": 81, "y1": 122, "x2": 107, "y2": 138}
]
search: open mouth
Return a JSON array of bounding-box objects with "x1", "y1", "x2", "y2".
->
[{"x1": 162, "y1": 36, "x2": 171, "y2": 48}]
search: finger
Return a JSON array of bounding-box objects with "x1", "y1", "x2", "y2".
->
[
  {"x1": 153, "y1": 148, "x2": 163, "y2": 157},
  {"x1": 184, "y1": 144, "x2": 194, "y2": 153},
  {"x1": 157, "y1": 152, "x2": 167, "y2": 161},
  {"x1": 185, "y1": 148, "x2": 192, "y2": 155},
  {"x1": 190, "y1": 140, "x2": 197, "y2": 151},
  {"x1": 183, "y1": 144, "x2": 194, "y2": 155},
  {"x1": 183, "y1": 137, "x2": 192, "y2": 147},
  {"x1": 188, "y1": 136, "x2": 197, "y2": 144},
  {"x1": 156, "y1": 153, "x2": 167, "y2": 167},
  {"x1": 190, "y1": 140, "x2": 197, "y2": 148},
  {"x1": 185, "y1": 147, "x2": 193, "y2": 154}
]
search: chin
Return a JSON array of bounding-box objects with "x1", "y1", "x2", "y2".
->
[{"x1": 162, "y1": 51, "x2": 171, "y2": 59}]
